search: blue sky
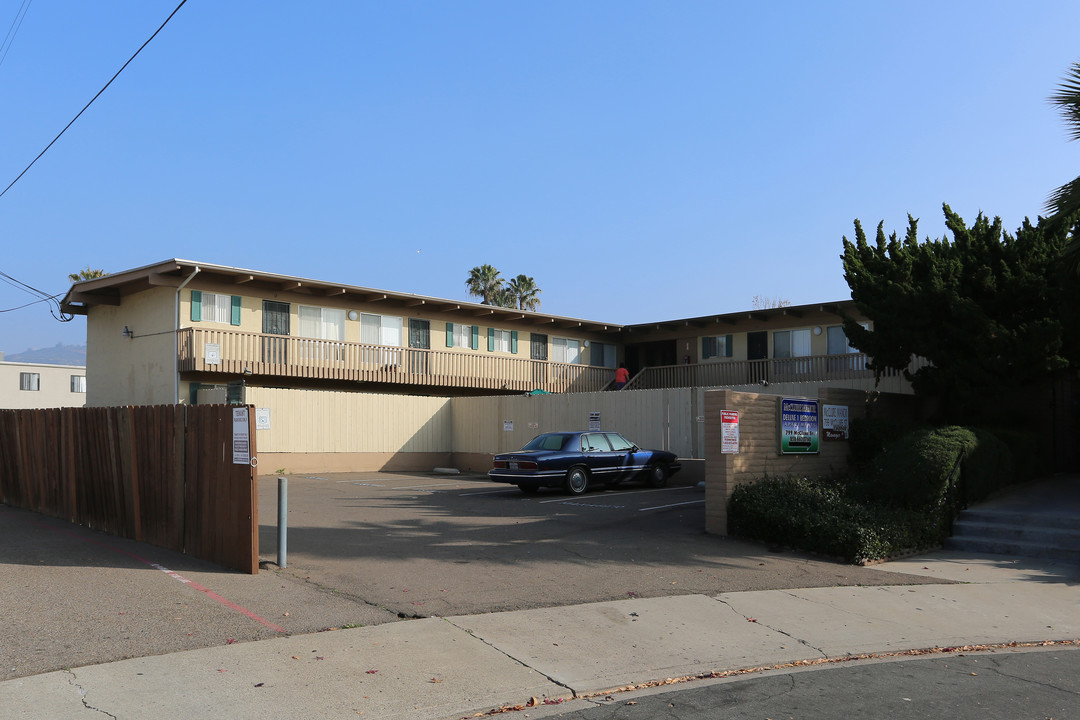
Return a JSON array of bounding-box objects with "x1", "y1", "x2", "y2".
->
[{"x1": 2, "y1": 1, "x2": 1078, "y2": 355}]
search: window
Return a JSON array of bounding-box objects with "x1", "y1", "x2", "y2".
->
[
  {"x1": 360, "y1": 313, "x2": 403, "y2": 346},
  {"x1": 551, "y1": 337, "x2": 582, "y2": 364},
  {"x1": 591, "y1": 341, "x2": 617, "y2": 368},
  {"x1": 446, "y1": 323, "x2": 478, "y2": 349},
  {"x1": 298, "y1": 305, "x2": 345, "y2": 341},
  {"x1": 702, "y1": 334, "x2": 733, "y2": 359},
  {"x1": 487, "y1": 328, "x2": 518, "y2": 353},
  {"x1": 19, "y1": 372, "x2": 40, "y2": 391},
  {"x1": 827, "y1": 323, "x2": 869, "y2": 371},
  {"x1": 70, "y1": 375, "x2": 86, "y2": 393},
  {"x1": 409, "y1": 319, "x2": 431, "y2": 349},
  {"x1": 191, "y1": 291, "x2": 241, "y2": 325},
  {"x1": 827, "y1": 324, "x2": 869, "y2": 354},
  {"x1": 773, "y1": 329, "x2": 811, "y2": 358}
]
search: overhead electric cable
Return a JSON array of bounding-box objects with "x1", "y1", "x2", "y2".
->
[
  {"x1": 0, "y1": 0, "x2": 188, "y2": 200},
  {"x1": 0, "y1": 0, "x2": 32, "y2": 71},
  {"x1": 0, "y1": 269, "x2": 71, "y2": 321}
]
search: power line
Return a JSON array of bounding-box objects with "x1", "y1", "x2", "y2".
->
[
  {"x1": 0, "y1": 0, "x2": 188, "y2": 200},
  {"x1": 0, "y1": 0, "x2": 32, "y2": 71},
  {"x1": 0, "y1": 269, "x2": 71, "y2": 321}
]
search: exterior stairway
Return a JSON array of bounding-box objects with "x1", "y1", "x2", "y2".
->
[{"x1": 945, "y1": 475, "x2": 1080, "y2": 563}]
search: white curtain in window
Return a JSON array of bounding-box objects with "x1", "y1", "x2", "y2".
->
[
  {"x1": 299, "y1": 306, "x2": 345, "y2": 340},
  {"x1": 361, "y1": 313, "x2": 402, "y2": 346},
  {"x1": 204, "y1": 292, "x2": 231, "y2": 323},
  {"x1": 552, "y1": 337, "x2": 581, "y2": 364},
  {"x1": 791, "y1": 329, "x2": 811, "y2": 357},
  {"x1": 453, "y1": 324, "x2": 471, "y2": 348}
]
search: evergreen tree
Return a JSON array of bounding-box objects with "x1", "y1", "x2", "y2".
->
[{"x1": 841, "y1": 204, "x2": 1075, "y2": 419}]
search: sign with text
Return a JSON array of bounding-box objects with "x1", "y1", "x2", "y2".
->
[
  {"x1": 204, "y1": 342, "x2": 221, "y2": 366},
  {"x1": 822, "y1": 404, "x2": 849, "y2": 440},
  {"x1": 255, "y1": 408, "x2": 271, "y2": 431},
  {"x1": 720, "y1": 410, "x2": 740, "y2": 454},
  {"x1": 232, "y1": 407, "x2": 250, "y2": 464},
  {"x1": 503, "y1": 420, "x2": 514, "y2": 432},
  {"x1": 588, "y1": 412, "x2": 601, "y2": 431},
  {"x1": 779, "y1": 397, "x2": 819, "y2": 454}
]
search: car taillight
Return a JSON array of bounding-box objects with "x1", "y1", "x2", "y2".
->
[
  {"x1": 493, "y1": 460, "x2": 507, "y2": 469},
  {"x1": 516, "y1": 461, "x2": 538, "y2": 470}
]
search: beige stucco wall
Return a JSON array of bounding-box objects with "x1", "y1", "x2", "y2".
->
[
  {"x1": 86, "y1": 287, "x2": 179, "y2": 406},
  {"x1": 0, "y1": 362, "x2": 87, "y2": 409}
]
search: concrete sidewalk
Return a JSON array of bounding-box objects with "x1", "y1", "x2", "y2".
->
[{"x1": 2, "y1": 551, "x2": 1077, "y2": 720}]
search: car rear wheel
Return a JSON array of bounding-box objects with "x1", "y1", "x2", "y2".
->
[
  {"x1": 646, "y1": 463, "x2": 668, "y2": 488},
  {"x1": 517, "y1": 483, "x2": 539, "y2": 495},
  {"x1": 564, "y1": 466, "x2": 589, "y2": 495}
]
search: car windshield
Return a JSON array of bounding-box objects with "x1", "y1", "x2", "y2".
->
[{"x1": 522, "y1": 433, "x2": 574, "y2": 451}]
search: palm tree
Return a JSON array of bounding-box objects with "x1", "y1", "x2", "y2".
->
[
  {"x1": 68, "y1": 267, "x2": 106, "y2": 283},
  {"x1": 465, "y1": 265, "x2": 504, "y2": 305},
  {"x1": 506, "y1": 274, "x2": 542, "y2": 311},
  {"x1": 1046, "y1": 61, "x2": 1080, "y2": 269}
]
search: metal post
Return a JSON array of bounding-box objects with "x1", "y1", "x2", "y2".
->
[{"x1": 277, "y1": 476, "x2": 288, "y2": 568}]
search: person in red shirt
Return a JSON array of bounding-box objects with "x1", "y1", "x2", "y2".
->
[{"x1": 614, "y1": 363, "x2": 629, "y2": 390}]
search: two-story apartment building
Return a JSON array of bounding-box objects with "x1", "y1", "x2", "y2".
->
[
  {"x1": 59, "y1": 259, "x2": 902, "y2": 408},
  {"x1": 0, "y1": 355, "x2": 88, "y2": 409}
]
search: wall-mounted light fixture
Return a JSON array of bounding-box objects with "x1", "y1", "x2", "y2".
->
[
  {"x1": 348, "y1": 310, "x2": 359, "y2": 321},
  {"x1": 122, "y1": 326, "x2": 134, "y2": 338},
  {"x1": 813, "y1": 326, "x2": 822, "y2": 336}
]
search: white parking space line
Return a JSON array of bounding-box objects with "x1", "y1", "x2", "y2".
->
[
  {"x1": 460, "y1": 488, "x2": 521, "y2": 496},
  {"x1": 638, "y1": 499, "x2": 706, "y2": 512},
  {"x1": 537, "y1": 487, "x2": 690, "y2": 504}
]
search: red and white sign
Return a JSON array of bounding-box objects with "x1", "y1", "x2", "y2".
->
[{"x1": 721, "y1": 410, "x2": 739, "y2": 454}]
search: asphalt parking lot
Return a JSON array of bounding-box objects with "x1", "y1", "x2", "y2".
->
[{"x1": 1, "y1": 472, "x2": 935, "y2": 681}]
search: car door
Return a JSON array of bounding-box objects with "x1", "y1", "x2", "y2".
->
[
  {"x1": 581, "y1": 432, "x2": 618, "y2": 481},
  {"x1": 604, "y1": 432, "x2": 643, "y2": 480}
]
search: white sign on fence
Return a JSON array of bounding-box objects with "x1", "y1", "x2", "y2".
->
[
  {"x1": 232, "y1": 407, "x2": 250, "y2": 464},
  {"x1": 588, "y1": 412, "x2": 601, "y2": 431},
  {"x1": 205, "y1": 342, "x2": 221, "y2": 366}
]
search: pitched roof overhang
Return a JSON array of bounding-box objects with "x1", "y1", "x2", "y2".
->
[{"x1": 59, "y1": 259, "x2": 621, "y2": 333}]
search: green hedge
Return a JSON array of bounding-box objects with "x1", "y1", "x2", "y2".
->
[
  {"x1": 727, "y1": 425, "x2": 1016, "y2": 564},
  {"x1": 728, "y1": 476, "x2": 946, "y2": 563}
]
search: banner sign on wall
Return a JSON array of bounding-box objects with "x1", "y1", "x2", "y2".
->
[
  {"x1": 779, "y1": 397, "x2": 819, "y2": 454},
  {"x1": 720, "y1": 410, "x2": 739, "y2": 454},
  {"x1": 822, "y1": 404, "x2": 849, "y2": 440}
]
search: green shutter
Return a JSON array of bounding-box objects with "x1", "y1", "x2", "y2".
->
[
  {"x1": 702, "y1": 337, "x2": 715, "y2": 359},
  {"x1": 471, "y1": 325, "x2": 479, "y2": 350},
  {"x1": 510, "y1": 330, "x2": 518, "y2": 354},
  {"x1": 724, "y1": 334, "x2": 734, "y2": 357},
  {"x1": 190, "y1": 290, "x2": 202, "y2": 322},
  {"x1": 446, "y1": 322, "x2": 454, "y2": 347},
  {"x1": 230, "y1": 295, "x2": 242, "y2": 325},
  {"x1": 487, "y1": 327, "x2": 495, "y2": 352}
]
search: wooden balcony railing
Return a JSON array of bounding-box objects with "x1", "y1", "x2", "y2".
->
[
  {"x1": 177, "y1": 327, "x2": 613, "y2": 393},
  {"x1": 625, "y1": 354, "x2": 929, "y2": 391}
]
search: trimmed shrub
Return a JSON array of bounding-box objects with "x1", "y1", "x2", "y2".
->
[{"x1": 727, "y1": 475, "x2": 947, "y2": 563}]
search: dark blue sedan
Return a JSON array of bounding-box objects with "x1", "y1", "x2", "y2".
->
[{"x1": 489, "y1": 431, "x2": 682, "y2": 495}]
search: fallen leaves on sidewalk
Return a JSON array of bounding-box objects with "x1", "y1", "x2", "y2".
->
[{"x1": 467, "y1": 638, "x2": 1080, "y2": 718}]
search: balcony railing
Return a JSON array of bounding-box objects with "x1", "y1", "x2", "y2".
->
[
  {"x1": 177, "y1": 327, "x2": 613, "y2": 393},
  {"x1": 625, "y1": 354, "x2": 928, "y2": 391}
]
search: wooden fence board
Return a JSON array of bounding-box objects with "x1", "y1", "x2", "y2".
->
[{"x1": 0, "y1": 405, "x2": 258, "y2": 573}]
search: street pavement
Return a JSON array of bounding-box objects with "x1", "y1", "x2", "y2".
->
[
  {"x1": 1, "y1": 473, "x2": 1078, "y2": 719},
  {"x1": 1, "y1": 551, "x2": 1077, "y2": 720}
]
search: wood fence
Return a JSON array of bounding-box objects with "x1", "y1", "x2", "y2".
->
[{"x1": 0, "y1": 405, "x2": 258, "y2": 573}]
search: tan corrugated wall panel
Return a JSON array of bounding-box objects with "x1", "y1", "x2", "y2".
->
[
  {"x1": 451, "y1": 389, "x2": 700, "y2": 458},
  {"x1": 245, "y1": 387, "x2": 451, "y2": 453}
]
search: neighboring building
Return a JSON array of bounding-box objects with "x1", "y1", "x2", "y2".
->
[
  {"x1": 59, "y1": 259, "x2": 908, "y2": 408},
  {"x1": 0, "y1": 356, "x2": 88, "y2": 409}
]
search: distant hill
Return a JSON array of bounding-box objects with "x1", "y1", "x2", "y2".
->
[{"x1": 4, "y1": 344, "x2": 87, "y2": 366}]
